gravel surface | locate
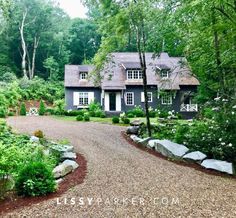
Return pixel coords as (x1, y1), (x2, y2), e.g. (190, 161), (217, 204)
(4, 116), (236, 218)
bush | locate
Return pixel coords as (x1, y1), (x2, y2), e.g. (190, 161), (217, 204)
(39, 100), (46, 116)
(202, 107), (214, 119)
(84, 114), (90, 121)
(100, 112), (106, 118)
(46, 108), (55, 115)
(112, 116), (119, 124)
(65, 110), (82, 116)
(8, 111), (15, 116)
(20, 103), (26, 116)
(94, 110), (103, 117)
(89, 111), (95, 117)
(15, 161), (56, 196)
(0, 107), (7, 118)
(34, 130), (44, 138)
(133, 106), (144, 117)
(127, 113), (134, 118)
(123, 118), (130, 124)
(89, 101), (101, 112)
(149, 110), (156, 118)
(76, 115), (83, 121)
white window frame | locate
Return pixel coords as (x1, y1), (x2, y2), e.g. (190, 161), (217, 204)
(126, 92), (134, 105)
(126, 70), (143, 80)
(141, 92), (153, 102)
(79, 92), (89, 105)
(80, 72), (88, 80)
(161, 92), (172, 105)
(161, 70), (169, 78)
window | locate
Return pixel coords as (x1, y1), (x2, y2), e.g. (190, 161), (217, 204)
(79, 92), (89, 105)
(126, 70), (143, 80)
(126, 92), (134, 105)
(141, 92), (153, 102)
(161, 92), (172, 105)
(161, 70), (169, 78)
(80, 72), (88, 80)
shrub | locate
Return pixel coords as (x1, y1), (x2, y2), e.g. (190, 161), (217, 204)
(20, 103), (26, 116)
(65, 110), (82, 116)
(34, 130), (44, 138)
(127, 113), (134, 118)
(112, 116), (119, 124)
(133, 106), (144, 117)
(203, 107), (214, 119)
(76, 115), (83, 121)
(15, 161), (56, 196)
(89, 111), (95, 117)
(53, 99), (65, 115)
(39, 100), (46, 116)
(123, 118), (130, 124)
(8, 111), (14, 116)
(84, 114), (90, 121)
(100, 112), (106, 118)
(149, 110), (156, 118)
(0, 107), (7, 118)
(89, 101), (101, 112)
(46, 108), (55, 115)
(94, 110), (103, 117)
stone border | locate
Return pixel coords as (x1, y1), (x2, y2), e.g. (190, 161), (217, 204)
(125, 125), (235, 176)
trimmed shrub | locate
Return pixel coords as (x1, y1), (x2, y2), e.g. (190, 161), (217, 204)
(46, 108), (55, 115)
(94, 110), (103, 117)
(127, 113), (134, 118)
(38, 100), (46, 116)
(100, 113), (106, 118)
(8, 111), (15, 116)
(149, 111), (156, 118)
(84, 114), (90, 121)
(15, 161), (56, 196)
(89, 111), (95, 117)
(34, 130), (44, 138)
(123, 118), (130, 124)
(0, 107), (7, 118)
(20, 103), (26, 116)
(112, 116), (119, 124)
(76, 115), (83, 121)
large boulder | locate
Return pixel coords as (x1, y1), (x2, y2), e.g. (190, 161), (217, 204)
(126, 126), (139, 135)
(51, 144), (74, 153)
(53, 160), (79, 179)
(130, 134), (142, 143)
(183, 151), (207, 163)
(148, 139), (162, 149)
(30, 136), (39, 143)
(61, 152), (77, 160)
(130, 119), (143, 126)
(138, 137), (152, 146)
(201, 159), (233, 175)
(155, 139), (189, 158)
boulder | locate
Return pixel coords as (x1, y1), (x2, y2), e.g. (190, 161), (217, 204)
(183, 151), (207, 163)
(30, 136), (39, 143)
(148, 139), (162, 149)
(130, 134), (142, 143)
(61, 152), (77, 160)
(63, 160), (79, 170)
(155, 139), (189, 158)
(126, 126), (139, 135)
(138, 137), (152, 146)
(51, 144), (74, 153)
(130, 119), (143, 126)
(201, 159), (233, 175)
(56, 178), (63, 184)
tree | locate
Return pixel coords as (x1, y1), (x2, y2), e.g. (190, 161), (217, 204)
(38, 100), (45, 115)
(43, 56), (59, 81)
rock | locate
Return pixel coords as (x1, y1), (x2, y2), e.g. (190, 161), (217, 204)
(126, 126), (139, 135)
(56, 178), (63, 184)
(138, 137), (152, 146)
(130, 119), (143, 126)
(43, 149), (50, 156)
(53, 162), (73, 179)
(183, 151), (207, 163)
(148, 139), (162, 149)
(155, 139), (189, 158)
(201, 159), (233, 175)
(63, 160), (79, 170)
(51, 144), (74, 153)
(130, 134), (142, 143)
(30, 136), (39, 143)
(61, 152), (77, 160)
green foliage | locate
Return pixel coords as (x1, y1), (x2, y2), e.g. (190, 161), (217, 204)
(76, 115), (83, 121)
(15, 161), (56, 196)
(53, 99), (65, 115)
(127, 106), (144, 117)
(112, 116), (120, 124)
(0, 72), (17, 83)
(39, 100), (46, 116)
(84, 114), (90, 122)
(127, 113), (134, 118)
(0, 107), (7, 118)
(20, 103), (26, 116)
(123, 118), (130, 124)
(202, 107), (214, 119)
(100, 112), (106, 118)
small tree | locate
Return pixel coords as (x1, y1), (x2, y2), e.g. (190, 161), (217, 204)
(38, 100), (46, 116)
(20, 102), (26, 116)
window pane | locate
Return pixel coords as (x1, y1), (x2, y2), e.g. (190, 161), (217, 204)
(139, 71), (143, 79)
(126, 93), (133, 105)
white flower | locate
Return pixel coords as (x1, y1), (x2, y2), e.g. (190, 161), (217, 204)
(219, 138), (222, 141)
(221, 142), (226, 145)
(232, 112), (235, 115)
(228, 143), (233, 147)
(214, 97), (221, 101)
(233, 105), (236, 109)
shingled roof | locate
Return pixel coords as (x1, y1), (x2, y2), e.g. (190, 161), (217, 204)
(64, 52), (200, 90)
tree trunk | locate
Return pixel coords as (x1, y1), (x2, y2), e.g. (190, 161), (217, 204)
(20, 10), (28, 78)
(30, 36), (40, 79)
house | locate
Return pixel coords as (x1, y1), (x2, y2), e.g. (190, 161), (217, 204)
(64, 52), (200, 119)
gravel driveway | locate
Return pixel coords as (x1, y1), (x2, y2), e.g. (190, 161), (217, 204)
(4, 116), (236, 217)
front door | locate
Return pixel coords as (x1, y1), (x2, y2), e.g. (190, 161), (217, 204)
(109, 93), (116, 111)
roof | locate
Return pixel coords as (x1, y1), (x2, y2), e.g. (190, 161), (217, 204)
(64, 52), (200, 90)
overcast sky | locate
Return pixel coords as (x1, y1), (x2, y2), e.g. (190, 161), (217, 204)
(58, 0), (88, 18)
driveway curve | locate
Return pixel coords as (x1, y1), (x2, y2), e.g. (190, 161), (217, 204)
(5, 116), (236, 217)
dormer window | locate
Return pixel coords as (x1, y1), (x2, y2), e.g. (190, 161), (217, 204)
(80, 72), (88, 80)
(127, 70), (143, 80)
(161, 70), (169, 78)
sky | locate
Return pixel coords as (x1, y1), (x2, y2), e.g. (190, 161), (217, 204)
(58, 0), (88, 19)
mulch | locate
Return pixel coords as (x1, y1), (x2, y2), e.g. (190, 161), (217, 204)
(0, 153), (87, 215)
(121, 131), (235, 179)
